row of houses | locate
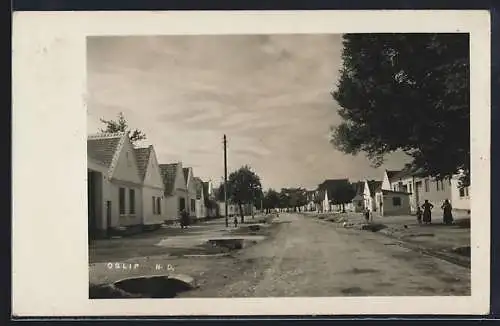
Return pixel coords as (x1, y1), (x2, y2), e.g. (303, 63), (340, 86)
(303, 163), (471, 217)
(87, 132), (219, 238)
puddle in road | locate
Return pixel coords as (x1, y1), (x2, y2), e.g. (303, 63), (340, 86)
(90, 275), (197, 299)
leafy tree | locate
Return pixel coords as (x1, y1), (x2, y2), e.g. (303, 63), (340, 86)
(330, 181), (357, 213)
(100, 112), (147, 145)
(278, 189), (291, 212)
(331, 33), (470, 187)
(263, 189), (280, 214)
(226, 165), (262, 223)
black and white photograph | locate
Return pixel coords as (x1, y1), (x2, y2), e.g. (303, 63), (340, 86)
(86, 32), (474, 298)
(12, 11), (490, 316)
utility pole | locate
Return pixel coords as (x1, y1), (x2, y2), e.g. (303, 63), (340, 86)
(223, 134), (228, 227)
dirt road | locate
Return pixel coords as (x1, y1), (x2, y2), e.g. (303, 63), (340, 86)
(180, 213), (470, 297)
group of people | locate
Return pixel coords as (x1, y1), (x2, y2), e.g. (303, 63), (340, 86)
(416, 199), (454, 225)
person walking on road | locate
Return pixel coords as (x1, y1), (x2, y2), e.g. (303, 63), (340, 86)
(421, 200), (434, 224)
(441, 199), (454, 225)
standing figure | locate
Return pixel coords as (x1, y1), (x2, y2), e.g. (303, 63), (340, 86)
(180, 209), (190, 229)
(364, 208), (371, 223)
(441, 199), (454, 225)
(421, 200), (434, 224)
(416, 206), (423, 224)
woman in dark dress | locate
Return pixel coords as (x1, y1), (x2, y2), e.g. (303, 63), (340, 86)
(441, 199), (454, 225)
(421, 200), (434, 224)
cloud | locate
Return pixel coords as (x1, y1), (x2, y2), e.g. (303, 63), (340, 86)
(87, 34), (410, 189)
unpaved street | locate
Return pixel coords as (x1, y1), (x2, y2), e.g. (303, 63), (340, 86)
(179, 213), (470, 297)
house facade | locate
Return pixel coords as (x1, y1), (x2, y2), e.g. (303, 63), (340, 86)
(134, 145), (164, 226)
(193, 177), (207, 219)
(387, 165), (470, 215)
(203, 181), (218, 218)
(159, 162), (188, 222)
(87, 133), (143, 238)
(183, 167), (198, 219)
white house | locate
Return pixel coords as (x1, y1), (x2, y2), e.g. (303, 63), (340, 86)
(159, 162), (188, 222)
(87, 132), (143, 238)
(134, 145), (164, 226)
(183, 167), (198, 219)
(203, 181), (218, 218)
(387, 165), (470, 216)
(193, 177), (207, 219)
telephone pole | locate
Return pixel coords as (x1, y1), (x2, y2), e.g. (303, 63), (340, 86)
(223, 134), (228, 227)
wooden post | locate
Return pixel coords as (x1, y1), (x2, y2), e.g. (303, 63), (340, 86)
(223, 135), (228, 228)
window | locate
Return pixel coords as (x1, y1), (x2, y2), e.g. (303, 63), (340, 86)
(129, 189), (135, 214)
(436, 180), (439, 191)
(392, 197), (401, 206)
(157, 197), (161, 215)
(152, 197), (156, 214)
(179, 197), (186, 211)
(119, 187), (126, 214)
(191, 199), (196, 212)
(465, 187), (469, 197)
(409, 183), (412, 193)
(459, 187), (465, 197)
(424, 179), (429, 192)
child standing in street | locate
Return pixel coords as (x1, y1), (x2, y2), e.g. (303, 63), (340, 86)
(416, 206), (423, 224)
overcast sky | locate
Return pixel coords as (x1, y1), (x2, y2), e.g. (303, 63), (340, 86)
(86, 34), (410, 190)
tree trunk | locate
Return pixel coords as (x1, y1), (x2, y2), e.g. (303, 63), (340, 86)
(342, 203), (346, 213)
(238, 202), (244, 223)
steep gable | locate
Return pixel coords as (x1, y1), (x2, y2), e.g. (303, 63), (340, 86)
(142, 146), (163, 188)
(110, 134), (142, 184)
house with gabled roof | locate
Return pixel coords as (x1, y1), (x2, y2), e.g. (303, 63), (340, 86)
(87, 132), (143, 238)
(183, 167), (198, 219)
(159, 162), (188, 222)
(386, 163), (470, 215)
(192, 177), (207, 219)
(203, 181), (218, 218)
(134, 145), (164, 226)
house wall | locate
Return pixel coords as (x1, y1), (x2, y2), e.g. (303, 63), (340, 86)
(415, 176), (452, 210)
(195, 199), (205, 218)
(377, 191), (411, 216)
(106, 180), (143, 227)
(142, 148), (166, 225)
(164, 195), (179, 221)
(142, 187), (164, 225)
(105, 137), (143, 228)
(450, 178), (471, 212)
(322, 192), (329, 212)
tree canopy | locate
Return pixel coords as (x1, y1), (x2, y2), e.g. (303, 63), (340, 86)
(227, 165), (263, 222)
(331, 33), (470, 186)
(100, 112), (147, 145)
(263, 189), (280, 213)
